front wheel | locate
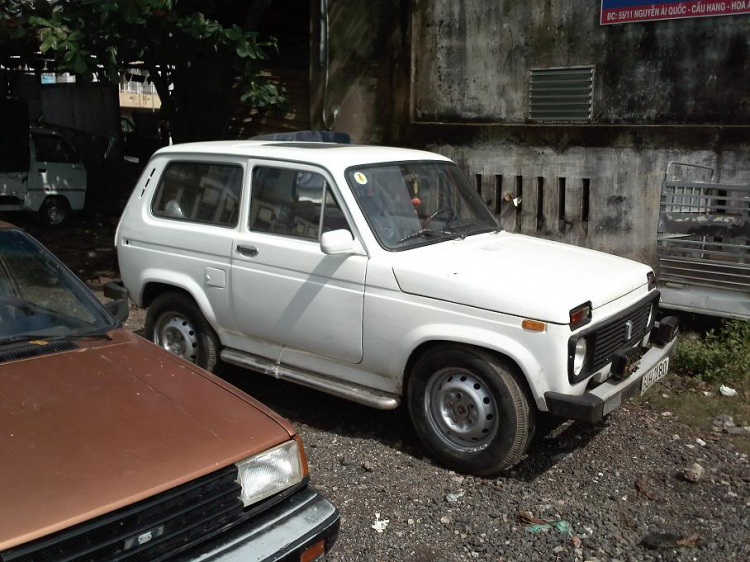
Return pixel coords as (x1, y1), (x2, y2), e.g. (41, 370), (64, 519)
(407, 345), (534, 477)
(145, 292), (220, 371)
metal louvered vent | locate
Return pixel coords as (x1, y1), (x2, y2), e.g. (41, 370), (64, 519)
(0, 340), (79, 364)
(529, 66), (594, 122)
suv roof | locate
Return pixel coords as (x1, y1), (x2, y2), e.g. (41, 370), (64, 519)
(153, 141), (451, 172)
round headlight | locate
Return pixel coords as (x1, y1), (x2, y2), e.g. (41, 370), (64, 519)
(573, 338), (587, 375)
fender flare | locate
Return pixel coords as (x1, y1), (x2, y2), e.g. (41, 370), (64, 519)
(138, 268), (219, 328)
(398, 324), (548, 409)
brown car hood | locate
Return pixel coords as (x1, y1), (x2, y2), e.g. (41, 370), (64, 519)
(0, 330), (294, 551)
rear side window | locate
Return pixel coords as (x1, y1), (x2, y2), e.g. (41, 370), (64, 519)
(32, 134), (78, 163)
(152, 162), (243, 227)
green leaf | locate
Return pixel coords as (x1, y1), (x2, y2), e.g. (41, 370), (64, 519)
(72, 52), (88, 74)
(67, 29), (83, 41)
(28, 16), (53, 27)
(225, 26), (241, 41)
(236, 38), (249, 58)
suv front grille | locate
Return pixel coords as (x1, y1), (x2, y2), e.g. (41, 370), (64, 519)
(2, 466), (243, 562)
(590, 300), (653, 372)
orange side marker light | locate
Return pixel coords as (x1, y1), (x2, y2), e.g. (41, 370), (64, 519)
(300, 539), (326, 562)
(522, 319), (546, 332)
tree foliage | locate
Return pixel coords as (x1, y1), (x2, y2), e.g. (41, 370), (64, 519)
(1, 0), (285, 141)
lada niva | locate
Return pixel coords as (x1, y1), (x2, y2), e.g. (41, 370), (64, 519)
(115, 141), (679, 476)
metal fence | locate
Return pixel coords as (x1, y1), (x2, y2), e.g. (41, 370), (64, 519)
(656, 162), (750, 319)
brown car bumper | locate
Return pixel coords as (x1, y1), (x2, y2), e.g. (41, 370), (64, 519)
(177, 484), (339, 562)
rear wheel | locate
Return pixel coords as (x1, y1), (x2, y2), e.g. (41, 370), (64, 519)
(407, 345), (534, 476)
(39, 197), (70, 226)
(145, 292), (220, 371)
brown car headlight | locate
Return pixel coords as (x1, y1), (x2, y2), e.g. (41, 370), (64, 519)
(235, 439), (306, 507)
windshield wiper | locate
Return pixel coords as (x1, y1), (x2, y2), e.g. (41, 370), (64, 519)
(0, 330), (111, 347)
(396, 228), (463, 245)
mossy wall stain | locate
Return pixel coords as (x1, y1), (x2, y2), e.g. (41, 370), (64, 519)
(411, 0), (750, 125)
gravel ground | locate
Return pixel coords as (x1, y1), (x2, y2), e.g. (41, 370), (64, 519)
(21, 218), (750, 562)
(222, 369), (750, 562)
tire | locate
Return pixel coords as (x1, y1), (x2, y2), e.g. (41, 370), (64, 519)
(39, 197), (70, 226)
(407, 345), (534, 477)
(145, 291), (220, 371)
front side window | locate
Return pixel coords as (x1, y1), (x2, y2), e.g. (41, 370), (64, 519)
(346, 161), (499, 250)
(152, 162), (242, 227)
(250, 166), (347, 241)
(33, 134), (78, 163)
(0, 230), (113, 342)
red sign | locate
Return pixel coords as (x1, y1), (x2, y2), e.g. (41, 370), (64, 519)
(601, 0), (750, 25)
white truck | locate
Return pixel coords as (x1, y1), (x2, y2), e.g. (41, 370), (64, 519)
(0, 126), (86, 225)
(114, 140), (679, 476)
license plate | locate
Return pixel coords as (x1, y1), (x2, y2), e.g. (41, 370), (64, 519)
(640, 357), (669, 395)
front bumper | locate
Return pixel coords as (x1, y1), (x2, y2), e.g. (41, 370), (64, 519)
(545, 336), (677, 424)
(180, 485), (339, 562)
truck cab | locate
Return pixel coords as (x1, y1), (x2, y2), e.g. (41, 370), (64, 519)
(0, 128), (87, 225)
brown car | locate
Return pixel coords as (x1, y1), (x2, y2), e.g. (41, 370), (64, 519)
(0, 222), (339, 561)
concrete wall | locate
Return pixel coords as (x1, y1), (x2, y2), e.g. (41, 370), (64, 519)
(310, 0), (750, 266)
(411, 0), (750, 125)
(438, 144), (750, 265)
(309, 0), (410, 143)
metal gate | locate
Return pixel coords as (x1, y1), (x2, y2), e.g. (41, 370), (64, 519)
(656, 162), (750, 320)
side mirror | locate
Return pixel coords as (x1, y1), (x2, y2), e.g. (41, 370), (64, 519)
(320, 229), (355, 255)
(105, 299), (129, 325)
(103, 280), (129, 324)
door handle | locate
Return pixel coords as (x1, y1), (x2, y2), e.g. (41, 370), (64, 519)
(236, 244), (259, 257)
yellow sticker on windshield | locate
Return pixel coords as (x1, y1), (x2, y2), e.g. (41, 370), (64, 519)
(354, 172), (368, 185)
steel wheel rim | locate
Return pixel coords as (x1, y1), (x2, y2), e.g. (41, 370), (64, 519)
(424, 368), (499, 453)
(154, 313), (199, 363)
(47, 206), (65, 225)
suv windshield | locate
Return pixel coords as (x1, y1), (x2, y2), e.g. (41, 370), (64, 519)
(346, 161), (499, 250)
(0, 230), (113, 344)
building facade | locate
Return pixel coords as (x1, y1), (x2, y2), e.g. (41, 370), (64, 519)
(291, 0), (750, 267)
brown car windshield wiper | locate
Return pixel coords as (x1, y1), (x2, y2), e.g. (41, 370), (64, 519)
(0, 330), (111, 347)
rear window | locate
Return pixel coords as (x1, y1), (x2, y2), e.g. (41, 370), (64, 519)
(151, 162), (243, 227)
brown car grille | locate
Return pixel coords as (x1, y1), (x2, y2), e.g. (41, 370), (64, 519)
(590, 300), (653, 372)
(1, 466), (243, 562)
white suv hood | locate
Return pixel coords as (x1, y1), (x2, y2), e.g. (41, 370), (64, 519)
(391, 232), (651, 324)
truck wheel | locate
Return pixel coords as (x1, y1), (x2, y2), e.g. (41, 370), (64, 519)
(407, 345), (534, 477)
(145, 292), (220, 371)
(39, 197), (70, 226)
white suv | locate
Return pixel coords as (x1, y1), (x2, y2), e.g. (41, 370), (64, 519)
(115, 140), (679, 476)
